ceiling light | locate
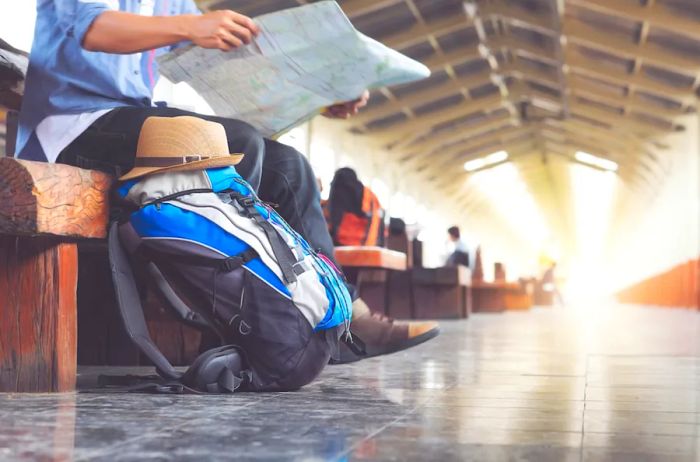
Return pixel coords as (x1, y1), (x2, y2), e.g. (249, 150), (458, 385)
(464, 150), (509, 172)
(574, 151), (618, 172)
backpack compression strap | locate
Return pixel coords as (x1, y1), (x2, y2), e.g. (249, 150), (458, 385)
(139, 245), (258, 273)
(231, 193), (300, 284)
(108, 221), (182, 381)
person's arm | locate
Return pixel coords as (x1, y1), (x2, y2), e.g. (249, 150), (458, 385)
(82, 10), (259, 54)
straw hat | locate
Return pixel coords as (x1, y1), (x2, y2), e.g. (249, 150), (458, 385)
(119, 116), (244, 181)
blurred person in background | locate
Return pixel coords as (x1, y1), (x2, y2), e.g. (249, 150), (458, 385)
(445, 225), (470, 268)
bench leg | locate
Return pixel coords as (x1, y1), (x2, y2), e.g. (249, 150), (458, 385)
(472, 287), (507, 313)
(0, 236), (77, 392)
(412, 284), (464, 319)
(344, 268), (390, 315)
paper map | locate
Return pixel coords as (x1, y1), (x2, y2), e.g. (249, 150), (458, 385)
(157, 1), (431, 136)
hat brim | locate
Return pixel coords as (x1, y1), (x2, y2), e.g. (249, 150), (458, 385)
(119, 153), (245, 181)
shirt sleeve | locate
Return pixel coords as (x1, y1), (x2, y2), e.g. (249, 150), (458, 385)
(54, 0), (117, 46)
(168, 0), (202, 50)
(178, 0), (201, 15)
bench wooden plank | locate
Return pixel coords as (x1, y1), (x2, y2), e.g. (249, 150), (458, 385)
(0, 158), (113, 238)
(0, 159), (111, 392)
(334, 246), (408, 315)
(335, 246), (407, 271)
(0, 236), (77, 392)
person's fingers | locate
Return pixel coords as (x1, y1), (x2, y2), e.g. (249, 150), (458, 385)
(325, 107), (349, 119)
(224, 21), (253, 45)
(356, 94), (369, 109)
(218, 29), (243, 50)
(228, 11), (260, 36)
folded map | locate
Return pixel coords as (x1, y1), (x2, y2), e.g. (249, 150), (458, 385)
(157, 1), (431, 136)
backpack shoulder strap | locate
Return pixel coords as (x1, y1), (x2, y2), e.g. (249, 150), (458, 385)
(107, 221), (182, 381)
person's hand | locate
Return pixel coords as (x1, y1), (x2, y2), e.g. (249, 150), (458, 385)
(186, 10), (260, 51)
(323, 90), (370, 119)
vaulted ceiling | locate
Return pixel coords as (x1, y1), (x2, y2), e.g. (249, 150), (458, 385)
(199, 0), (700, 250)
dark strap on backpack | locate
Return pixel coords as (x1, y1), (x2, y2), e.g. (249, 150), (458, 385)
(108, 221), (183, 381)
(231, 193), (299, 284)
(140, 245), (259, 273)
(108, 222), (252, 393)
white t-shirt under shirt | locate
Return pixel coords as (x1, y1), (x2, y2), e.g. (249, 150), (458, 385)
(35, 109), (113, 163)
(36, 0), (155, 163)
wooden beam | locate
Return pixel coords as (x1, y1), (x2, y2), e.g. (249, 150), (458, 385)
(480, 0), (557, 35)
(489, 6), (700, 72)
(569, 102), (677, 135)
(569, 76), (689, 119)
(385, 15), (473, 50)
(521, 86), (680, 135)
(400, 112), (515, 159)
(545, 117), (666, 151)
(433, 139), (539, 185)
(565, 50), (695, 103)
(563, 16), (700, 73)
(339, 0), (403, 18)
(570, 0), (700, 42)
(367, 92), (507, 146)
(541, 121), (655, 156)
(539, 132), (655, 176)
(419, 131), (535, 181)
(408, 125), (530, 171)
(352, 69), (493, 126)
(539, 131), (622, 161)
(501, 61), (561, 88)
(423, 46), (483, 72)
(542, 141), (647, 185)
(493, 28), (697, 103)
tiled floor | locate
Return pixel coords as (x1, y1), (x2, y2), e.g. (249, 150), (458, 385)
(2, 304), (700, 461)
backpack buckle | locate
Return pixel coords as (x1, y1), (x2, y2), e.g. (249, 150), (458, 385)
(219, 256), (243, 272)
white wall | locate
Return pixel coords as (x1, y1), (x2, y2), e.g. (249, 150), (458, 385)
(607, 113), (700, 290)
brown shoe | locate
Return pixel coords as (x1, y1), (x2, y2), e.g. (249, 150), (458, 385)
(331, 299), (440, 364)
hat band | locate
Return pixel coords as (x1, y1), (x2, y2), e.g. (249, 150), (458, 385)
(133, 155), (211, 168)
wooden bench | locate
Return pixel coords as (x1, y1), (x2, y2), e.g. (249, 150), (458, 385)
(0, 158), (112, 392)
(472, 281), (532, 312)
(334, 246), (407, 315)
(469, 253), (532, 313)
(411, 265), (472, 319)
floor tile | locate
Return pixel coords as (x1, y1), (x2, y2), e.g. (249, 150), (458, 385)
(2, 305), (700, 460)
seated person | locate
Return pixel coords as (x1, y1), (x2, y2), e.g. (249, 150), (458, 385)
(327, 167), (385, 247)
(445, 226), (470, 268)
(16, 0), (438, 363)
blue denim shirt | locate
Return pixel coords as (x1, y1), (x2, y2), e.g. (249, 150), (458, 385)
(17, 0), (199, 159)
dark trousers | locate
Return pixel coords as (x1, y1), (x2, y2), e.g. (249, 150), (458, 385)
(56, 106), (336, 261)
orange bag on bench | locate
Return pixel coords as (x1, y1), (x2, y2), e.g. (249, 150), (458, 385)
(327, 168), (385, 247)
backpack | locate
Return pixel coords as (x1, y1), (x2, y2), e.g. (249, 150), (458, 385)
(109, 166), (354, 393)
(333, 186), (385, 247)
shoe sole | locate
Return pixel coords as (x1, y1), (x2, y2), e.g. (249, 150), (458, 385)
(329, 325), (441, 365)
